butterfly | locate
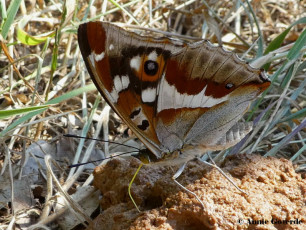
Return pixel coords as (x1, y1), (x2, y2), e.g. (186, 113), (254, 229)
(77, 22), (270, 164)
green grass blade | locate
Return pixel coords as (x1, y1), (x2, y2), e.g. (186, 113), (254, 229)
(263, 17), (306, 70)
(17, 25), (55, 46)
(45, 84), (96, 105)
(1, 0), (22, 39)
(264, 17), (306, 55)
(0, 105), (50, 120)
(278, 108), (306, 123)
(0, 0), (7, 20)
(287, 29), (306, 61)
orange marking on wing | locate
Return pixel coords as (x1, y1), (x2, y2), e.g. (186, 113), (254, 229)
(143, 55), (166, 82)
(116, 91), (160, 145)
(157, 108), (209, 126)
(133, 54), (166, 83)
(258, 81), (271, 92)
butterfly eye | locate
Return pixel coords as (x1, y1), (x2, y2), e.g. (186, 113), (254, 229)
(226, 83), (234, 89)
(144, 60), (158, 76)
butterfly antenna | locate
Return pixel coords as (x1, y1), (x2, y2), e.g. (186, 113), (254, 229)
(68, 150), (139, 168)
(63, 134), (141, 151)
(65, 134), (152, 211)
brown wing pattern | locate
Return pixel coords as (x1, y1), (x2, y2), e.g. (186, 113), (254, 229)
(78, 22), (185, 157)
(78, 22), (270, 159)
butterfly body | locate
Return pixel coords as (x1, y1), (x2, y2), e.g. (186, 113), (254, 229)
(78, 22), (270, 163)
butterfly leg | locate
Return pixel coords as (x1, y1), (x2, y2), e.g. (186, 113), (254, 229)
(198, 154), (248, 195)
(172, 161), (206, 209)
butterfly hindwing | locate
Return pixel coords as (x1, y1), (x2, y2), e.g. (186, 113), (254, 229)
(155, 41), (270, 153)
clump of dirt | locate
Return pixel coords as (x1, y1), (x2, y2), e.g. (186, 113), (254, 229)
(90, 154), (305, 230)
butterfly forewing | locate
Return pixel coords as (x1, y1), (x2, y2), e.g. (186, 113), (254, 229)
(78, 22), (186, 157)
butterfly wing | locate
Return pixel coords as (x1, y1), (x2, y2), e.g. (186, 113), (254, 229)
(78, 22), (185, 157)
(78, 22), (270, 160)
